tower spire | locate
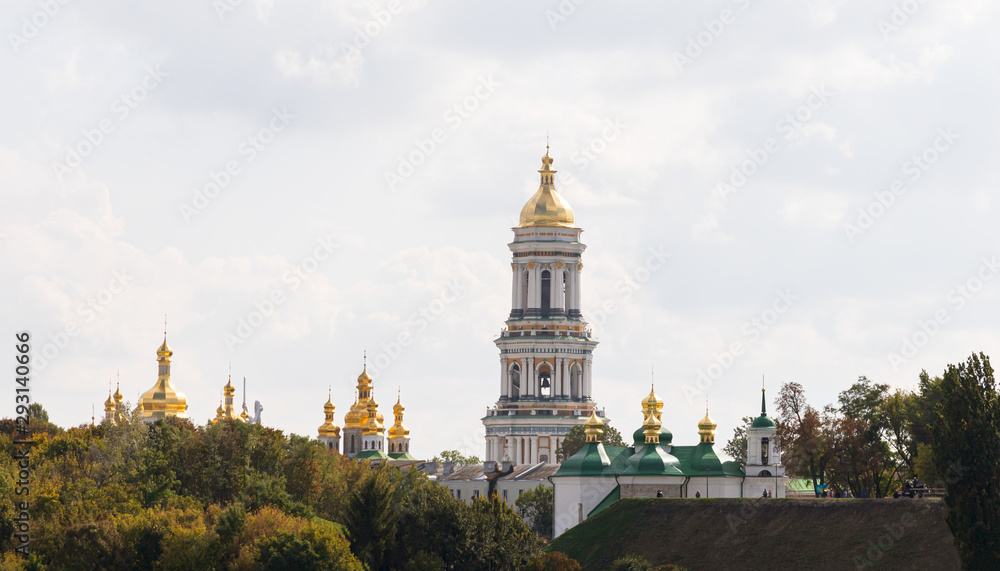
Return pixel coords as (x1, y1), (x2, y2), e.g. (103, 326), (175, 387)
(761, 375), (767, 416)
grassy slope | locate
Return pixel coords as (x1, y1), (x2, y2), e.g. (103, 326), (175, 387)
(548, 498), (960, 570)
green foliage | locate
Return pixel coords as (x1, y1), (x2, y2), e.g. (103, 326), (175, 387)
(343, 468), (398, 570)
(611, 554), (654, 571)
(28, 402), (50, 424)
(722, 416), (754, 467)
(930, 352), (1000, 568)
(467, 494), (543, 570)
(557, 423), (625, 462)
(516, 484), (554, 537)
(529, 551), (582, 570)
(430, 449), (481, 465)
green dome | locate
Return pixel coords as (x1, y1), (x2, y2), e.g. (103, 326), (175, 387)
(558, 442), (611, 476)
(632, 426), (645, 447)
(659, 424), (673, 445)
(751, 414), (776, 429)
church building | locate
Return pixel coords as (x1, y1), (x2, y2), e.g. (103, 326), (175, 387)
(551, 386), (787, 537)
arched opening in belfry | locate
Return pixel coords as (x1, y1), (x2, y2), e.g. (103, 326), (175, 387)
(569, 362), (582, 400)
(761, 437), (769, 465)
(538, 364), (552, 398)
(510, 363), (521, 400)
(540, 270), (551, 314)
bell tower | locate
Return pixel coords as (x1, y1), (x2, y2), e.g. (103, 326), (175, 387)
(482, 149), (603, 465)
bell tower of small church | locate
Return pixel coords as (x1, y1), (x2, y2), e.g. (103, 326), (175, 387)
(482, 148), (603, 465)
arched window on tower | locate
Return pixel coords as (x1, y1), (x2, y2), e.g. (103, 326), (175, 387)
(761, 437), (770, 465)
(510, 363), (521, 400)
(540, 270), (551, 314)
(522, 272), (529, 311)
(539, 365), (552, 398)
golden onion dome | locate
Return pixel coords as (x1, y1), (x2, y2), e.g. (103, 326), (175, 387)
(157, 338), (173, 359)
(343, 398), (364, 428)
(393, 396), (404, 414)
(216, 401), (225, 415)
(584, 409), (605, 443)
(104, 393), (115, 407)
(113, 384), (123, 402)
(224, 376), (235, 395)
(642, 384), (663, 417)
(698, 408), (717, 444)
(517, 150), (576, 228)
(357, 365), (372, 385)
(324, 396), (335, 414)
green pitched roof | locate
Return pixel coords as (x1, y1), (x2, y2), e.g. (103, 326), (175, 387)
(388, 451), (417, 460)
(355, 449), (388, 460)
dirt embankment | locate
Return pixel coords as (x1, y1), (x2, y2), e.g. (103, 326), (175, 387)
(548, 498), (959, 570)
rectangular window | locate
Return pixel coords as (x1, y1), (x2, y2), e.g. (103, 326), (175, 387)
(503, 490), (508, 501)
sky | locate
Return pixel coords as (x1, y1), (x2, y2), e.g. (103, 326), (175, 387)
(2, 0), (999, 461)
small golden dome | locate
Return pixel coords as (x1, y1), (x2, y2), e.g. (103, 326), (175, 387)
(113, 384), (123, 402)
(698, 408), (717, 444)
(105, 393), (115, 407)
(216, 402), (224, 415)
(393, 396), (404, 414)
(584, 410), (605, 443)
(517, 151), (576, 228)
(357, 366), (372, 385)
(224, 376), (235, 395)
(157, 338), (173, 359)
(239, 408), (249, 422)
(324, 396), (335, 413)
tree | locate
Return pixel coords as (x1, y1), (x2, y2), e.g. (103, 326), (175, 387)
(431, 450), (482, 465)
(343, 468), (398, 570)
(776, 382), (830, 496)
(723, 416), (754, 467)
(28, 402), (50, 424)
(530, 551), (582, 571)
(557, 424), (625, 462)
(515, 484), (553, 537)
(930, 352), (1000, 568)
(466, 494), (542, 570)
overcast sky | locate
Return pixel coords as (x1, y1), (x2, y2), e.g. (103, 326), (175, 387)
(3, 0), (999, 460)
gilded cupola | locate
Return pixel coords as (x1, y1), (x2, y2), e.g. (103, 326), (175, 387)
(517, 148), (576, 228)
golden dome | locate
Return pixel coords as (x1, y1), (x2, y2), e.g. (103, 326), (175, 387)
(224, 376), (235, 395)
(240, 408), (249, 422)
(357, 365), (372, 385)
(343, 398), (365, 429)
(584, 409), (605, 443)
(324, 395), (335, 413)
(388, 393), (409, 439)
(517, 150), (576, 228)
(139, 334), (188, 421)
(104, 393), (115, 407)
(698, 408), (717, 444)
(157, 338), (173, 359)
(642, 384), (663, 419)
(113, 383), (123, 403)
(643, 412), (662, 444)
